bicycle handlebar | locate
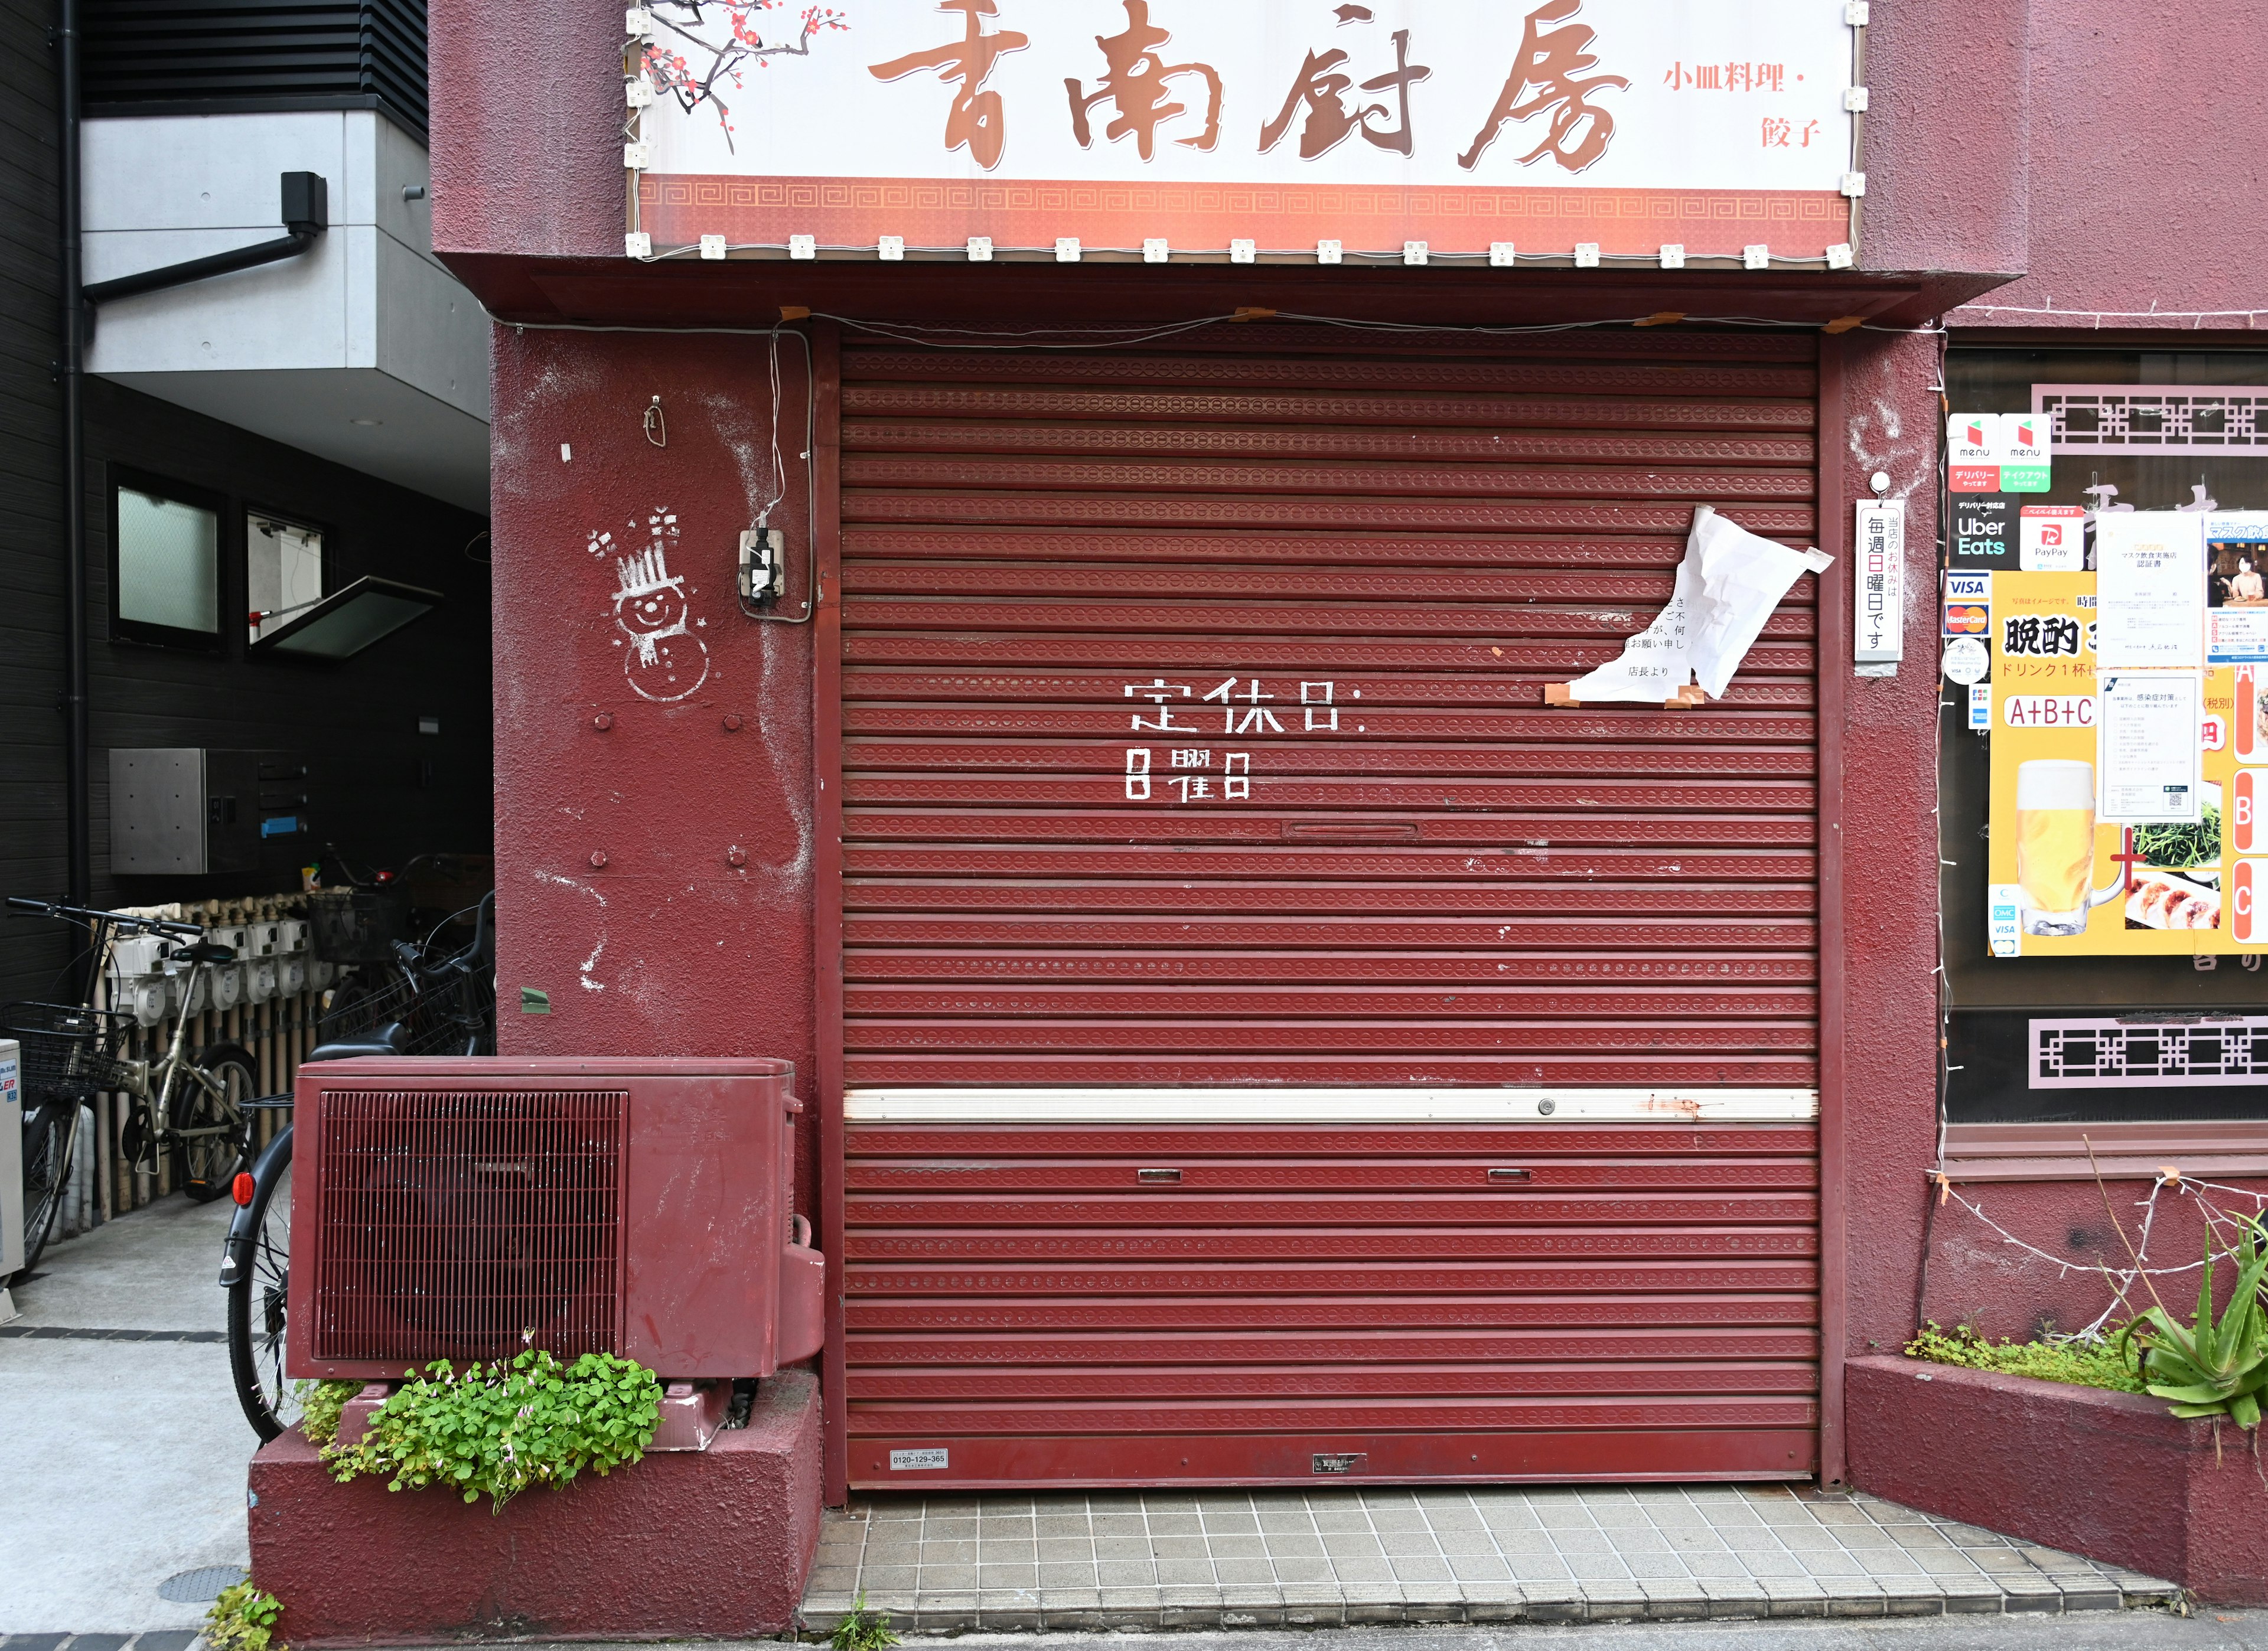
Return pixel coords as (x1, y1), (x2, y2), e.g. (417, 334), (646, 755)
(6, 896), (204, 938)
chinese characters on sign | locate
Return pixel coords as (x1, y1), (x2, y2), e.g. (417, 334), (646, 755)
(1853, 499), (1905, 671)
(636, 1), (1857, 262)
(868, 0), (1031, 171)
(1120, 676), (1351, 805)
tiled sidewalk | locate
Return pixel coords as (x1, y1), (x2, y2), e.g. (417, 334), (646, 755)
(799, 1486), (2178, 1632)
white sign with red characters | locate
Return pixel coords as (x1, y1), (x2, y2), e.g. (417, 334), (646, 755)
(628, 0), (1857, 262)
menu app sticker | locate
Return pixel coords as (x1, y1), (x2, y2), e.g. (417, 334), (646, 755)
(2000, 414), (2051, 492)
(1947, 412), (2003, 494)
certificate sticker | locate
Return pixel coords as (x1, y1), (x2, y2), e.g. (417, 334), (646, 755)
(889, 1448), (949, 1471)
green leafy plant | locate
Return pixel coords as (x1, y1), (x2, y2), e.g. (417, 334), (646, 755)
(204, 1581), (286, 1651)
(322, 1347), (663, 1509)
(2119, 1217), (2268, 1429)
(294, 1378), (364, 1446)
(2133, 807), (2222, 870)
(1904, 1323), (2145, 1394)
(830, 1591), (900, 1651)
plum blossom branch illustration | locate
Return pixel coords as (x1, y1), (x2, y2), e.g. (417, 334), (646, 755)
(641, 2), (850, 148)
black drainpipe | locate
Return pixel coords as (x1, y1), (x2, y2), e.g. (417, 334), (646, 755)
(57, 0), (87, 905)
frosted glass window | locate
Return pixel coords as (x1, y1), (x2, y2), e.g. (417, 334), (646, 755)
(247, 514), (324, 642)
(116, 487), (219, 634)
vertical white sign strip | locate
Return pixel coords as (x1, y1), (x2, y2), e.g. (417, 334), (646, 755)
(1854, 500), (1906, 668)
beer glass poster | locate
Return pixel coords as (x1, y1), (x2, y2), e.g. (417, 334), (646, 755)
(1984, 561), (2263, 956)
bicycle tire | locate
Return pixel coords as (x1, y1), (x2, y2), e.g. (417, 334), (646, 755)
(226, 1128), (296, 1441)
(175, 1049), (256, 1203)
(18, 1101), (75, 1275)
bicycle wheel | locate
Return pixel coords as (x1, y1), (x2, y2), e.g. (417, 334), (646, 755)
(174, 1049), (255, 1202)
(227, 1129), (296, 1441)
(18, 1101), (75, 1274)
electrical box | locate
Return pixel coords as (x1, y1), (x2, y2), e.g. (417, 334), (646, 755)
(109, 749), (311, 875)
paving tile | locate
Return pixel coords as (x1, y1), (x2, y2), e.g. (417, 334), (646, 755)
(1153, 1559), (1217, 1585)
(1446, 1555), (1516, 1583)
(1213, 1558), (1276, 1584)
(1547, 1528), (1618, 1555)
(858, 1564), (918, 1591)
(1269, 1557), (1338, 1585)
(976, 1564), (1038, 1589)
(1322, 1534), (1387, 1559)
(1038, 1562), (1100, 1588)
(978, 1541), (1038, 1564)
(1207, 1535), (1269, 1560)
(1331, 1560), (1400, 1585)
(1145, 1512), (1203, 1536)
(921, 1516), (978, 1541)
(1146, 1535), (1211, 1560)
(1377, 1528), (1443, 1557)
(1203, 1512), (1263, 1534)
(1434, 1528), (1503, 1556)
(1389, 1558), (1455, 1584)
(1309, 1506), (1374, 1533)
(1094, 1536), (1156, 1561)
(917, 1564), (978, 1590)
(1096, 1560), (1159, 1585)
(1089, 1512), (1147, 1536)
(1263, 1534), (1327, 1559)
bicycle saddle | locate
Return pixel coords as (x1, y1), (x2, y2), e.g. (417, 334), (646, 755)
(177, 941), (235, 964)
(305, 1022), (411, 1062)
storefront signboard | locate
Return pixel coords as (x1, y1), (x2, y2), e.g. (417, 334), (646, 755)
(626, 0), (1857, 259)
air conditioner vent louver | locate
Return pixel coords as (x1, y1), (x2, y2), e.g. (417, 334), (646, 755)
(312, 1088), (626, 1365)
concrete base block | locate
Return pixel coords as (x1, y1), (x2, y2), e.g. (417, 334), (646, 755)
(1849, 1355), (2243, 1603)
(250, 1369), (821, 1643)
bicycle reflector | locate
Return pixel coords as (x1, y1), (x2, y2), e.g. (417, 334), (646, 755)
(232, 1171), (257, 1206)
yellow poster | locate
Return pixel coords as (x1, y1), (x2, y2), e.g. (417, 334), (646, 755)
(1986, 571), (2246, 955)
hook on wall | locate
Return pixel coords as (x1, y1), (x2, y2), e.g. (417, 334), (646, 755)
(643, 396), (667, 448)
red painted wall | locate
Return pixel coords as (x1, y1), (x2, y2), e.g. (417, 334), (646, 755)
(1829, 331), (1949, 1368)
(1949, 3), (2268, 328)
(1919, 1176), (2268, 1345)
(487, 323), (821, 1219)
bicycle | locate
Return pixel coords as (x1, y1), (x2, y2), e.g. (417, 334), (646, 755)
(6, 898), (263, 1270)
(220, 893), (494, 1440)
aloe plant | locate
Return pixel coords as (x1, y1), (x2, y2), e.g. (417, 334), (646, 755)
(2119, 1216), (2268, 1428)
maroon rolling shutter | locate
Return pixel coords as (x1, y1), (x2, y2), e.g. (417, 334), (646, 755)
(836, 327), (1821, 1487)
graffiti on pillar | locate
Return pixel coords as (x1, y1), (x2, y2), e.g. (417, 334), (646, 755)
(607, 507), (711, 702)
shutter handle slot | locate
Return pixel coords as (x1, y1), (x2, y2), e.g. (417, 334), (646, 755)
(1487, 1167), (1533, 1182)
(1138, 1167), (1182, 1184)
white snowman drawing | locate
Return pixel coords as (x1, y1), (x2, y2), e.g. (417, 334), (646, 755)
(612, 541), (710, 701)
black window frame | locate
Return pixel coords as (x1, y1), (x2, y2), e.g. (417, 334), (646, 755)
(107, 465), (229, 652)
(242, 503), (334, 654)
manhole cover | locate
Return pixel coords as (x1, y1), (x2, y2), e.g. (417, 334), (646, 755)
(158, 1566), (247, 1603)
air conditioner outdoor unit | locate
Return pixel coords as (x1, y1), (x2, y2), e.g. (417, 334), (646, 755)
(286, 1057), (822, 1380)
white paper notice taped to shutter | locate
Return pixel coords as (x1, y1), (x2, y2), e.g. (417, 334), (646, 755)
(1563, 506), (1831, 703)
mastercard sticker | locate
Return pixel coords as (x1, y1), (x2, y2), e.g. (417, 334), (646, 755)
(1943, 603), (1989, 635)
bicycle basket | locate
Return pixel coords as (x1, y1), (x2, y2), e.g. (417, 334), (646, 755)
(307, 886), (413, 963)
(318, 970), (482, 1056)
(1, 1000), (135, 1104)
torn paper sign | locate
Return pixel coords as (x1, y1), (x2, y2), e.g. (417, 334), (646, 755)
(1563, 506), (1833, 702)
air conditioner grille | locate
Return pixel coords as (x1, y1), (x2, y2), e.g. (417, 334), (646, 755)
(312, 1088), (626, 1365)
